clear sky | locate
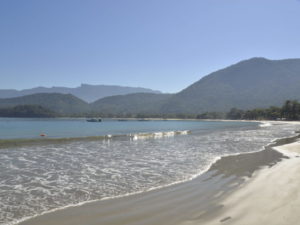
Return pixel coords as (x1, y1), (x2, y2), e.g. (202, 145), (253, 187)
(1, 0), (300, 93)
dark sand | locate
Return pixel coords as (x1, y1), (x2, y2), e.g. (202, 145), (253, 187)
(19, 138), (289, 225)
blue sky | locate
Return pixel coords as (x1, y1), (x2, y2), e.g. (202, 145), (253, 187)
(1, 0), (300, 93)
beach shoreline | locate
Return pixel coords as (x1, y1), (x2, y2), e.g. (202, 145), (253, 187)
(198, 139), (300, 225)
(0, 119), (282, 150)
(18, 122), (300, 225)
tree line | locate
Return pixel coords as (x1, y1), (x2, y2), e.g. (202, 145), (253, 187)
(0, 105), (57, 118)
(1, 100), (300, 120)
(83, 100), (300, 120)
(225, 100), (300, 120)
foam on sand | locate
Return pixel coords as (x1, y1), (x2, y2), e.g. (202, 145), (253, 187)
(9, 122), (300, 225)
(17, 135), (292, 225)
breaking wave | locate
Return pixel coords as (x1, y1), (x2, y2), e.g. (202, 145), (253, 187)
(0, 122), (299, 225)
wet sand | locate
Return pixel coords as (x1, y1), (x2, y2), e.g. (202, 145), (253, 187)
(19, 136), (291, 225)
(198, 140), (300, 225)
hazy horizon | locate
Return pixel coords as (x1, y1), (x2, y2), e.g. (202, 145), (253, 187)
(1, 56), (300, 94)
(0, 83), (164, 93)
(1, 0), (300, 92)
(2, 2), (300, 224)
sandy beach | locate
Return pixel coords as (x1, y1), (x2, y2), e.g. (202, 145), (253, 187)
(18, 126), (299, 225)
(198, 140), (300, 225)
(2, 0), (300, 224)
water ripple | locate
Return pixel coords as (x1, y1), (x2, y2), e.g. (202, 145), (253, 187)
(0, 123), (299, 224)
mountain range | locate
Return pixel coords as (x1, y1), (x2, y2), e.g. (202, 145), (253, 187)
(0, 84), (161, 103)
(0, 93), (89, 115)
(162, 57), (300, 113)
(1, 57), (300, 116)
(91, 57), (300, 115)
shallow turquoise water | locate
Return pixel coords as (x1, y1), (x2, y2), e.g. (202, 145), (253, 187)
(0, 118), (255, 139)
(2, 119), (299, 225)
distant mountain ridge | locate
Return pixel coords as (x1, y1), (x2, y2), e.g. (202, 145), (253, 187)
(0, 93), (89, 115)
(1, 57), (300, 116)
(91, 93), (172, 115)
(0, 84), (161, 103)
(164, 57), (300, 113)
(91, 57), (300, 115)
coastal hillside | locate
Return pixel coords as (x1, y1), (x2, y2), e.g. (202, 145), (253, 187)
(0, 105), (57, 118)
(89, 57), (300, 115)
(91, 93), (172, 115)
(1, 58), (300, 116)
(162, 57), (300, 113)
(0, 84), (161, 103)
(0, 93), (90, 115)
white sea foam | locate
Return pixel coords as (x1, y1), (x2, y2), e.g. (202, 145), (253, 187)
(130, 130), (190, 140)
(259, 122), (273, 127)
(1, 122), (300, 225)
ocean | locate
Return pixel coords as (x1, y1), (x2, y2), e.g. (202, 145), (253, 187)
(0, 118), (299, 225)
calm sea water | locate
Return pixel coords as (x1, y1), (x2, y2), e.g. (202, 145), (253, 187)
(0, 118), (299, 225)
(0, 118), (248, 139)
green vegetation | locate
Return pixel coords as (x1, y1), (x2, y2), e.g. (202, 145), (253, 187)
(162, 58), (300, 114)
(1, 100), (300, 121)
(196, 112), (226, 119)
(90, 93), (172, 115)
(0, 84), (161, 103)
(1, 58), (300, 117)
(84, 58), (300, 115)
(226, 100), (300, 120)
(0, 105), (57, 118)
(0, 93), (90, 115)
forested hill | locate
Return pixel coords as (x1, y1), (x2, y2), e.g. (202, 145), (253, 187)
(0, 93), (90, 115)
(0, 84), (161, 103)
(1, 57), (300, 116)
(90, 93), (172, 116)
(91, 57), (300, 115)
(0, 105), (57, 118)
(161, 57), (300, 114)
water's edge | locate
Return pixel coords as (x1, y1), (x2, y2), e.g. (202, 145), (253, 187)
(15, 128), (300, 225)
(0, 130), (191, 149)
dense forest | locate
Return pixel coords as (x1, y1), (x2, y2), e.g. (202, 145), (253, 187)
(89, 58), (300, 114)
(0, 105), (57, 118)
(227, 100), (300, 120)
(2, 58), (300, 116)
(0, 100), (300, 121)
(197, 100), (300, 121)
